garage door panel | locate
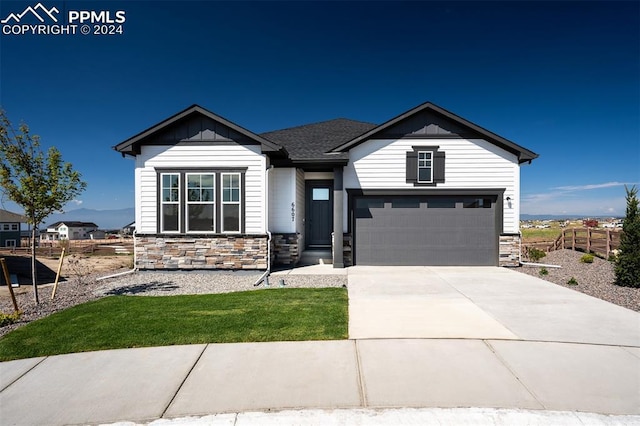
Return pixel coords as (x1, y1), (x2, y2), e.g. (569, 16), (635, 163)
(354, 196), (497, 266)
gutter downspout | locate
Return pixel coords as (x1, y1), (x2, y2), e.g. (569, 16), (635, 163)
(96, 230), (139, 281)
(254, 165), (274, 286)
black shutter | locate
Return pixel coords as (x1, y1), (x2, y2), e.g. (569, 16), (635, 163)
(434, 151), (445, 183)
(406, 151), (418, 184)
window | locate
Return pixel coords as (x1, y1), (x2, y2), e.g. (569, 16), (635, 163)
(406, 146), (445, 186)
(10, 224), (18, 231)
(222, 173), (241, 232)
(161, 173), (180, 232)
(463, 198), (493, 208)
(417, 151), (433, 183)
(158, 169), (245, 234)
(187, 173), (215, 232)
(312, 188), (330, 201)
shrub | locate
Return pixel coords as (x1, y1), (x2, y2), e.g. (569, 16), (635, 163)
(615, 185), (640, 288)
(580, 254), (594, 264)
(539, 267), (548, 276)
(0, 310), (22, 327)
(567, 277), (578, 286)
(528, 247), (546, 262)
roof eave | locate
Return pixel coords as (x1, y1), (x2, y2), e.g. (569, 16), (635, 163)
(329, 101), (538, 163)
(114, 105), (287, 156)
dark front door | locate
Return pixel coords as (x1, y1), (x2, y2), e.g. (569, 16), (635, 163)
(305, 181), (333, 247)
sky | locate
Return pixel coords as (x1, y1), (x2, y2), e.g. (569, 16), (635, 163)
(0, 0), (638, 225)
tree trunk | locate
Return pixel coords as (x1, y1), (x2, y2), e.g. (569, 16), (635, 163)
(31, 226), (39, 304)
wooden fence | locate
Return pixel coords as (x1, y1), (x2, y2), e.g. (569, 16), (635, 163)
(525, 228), (621, 259)
(2, 238), (133, 257)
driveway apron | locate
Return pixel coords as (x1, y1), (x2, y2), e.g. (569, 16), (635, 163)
(347, 266), (518, 339)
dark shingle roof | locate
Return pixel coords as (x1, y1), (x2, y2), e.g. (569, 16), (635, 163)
(0, 209), (26, 222)
(48, 221), (99, 229)
(261, 118), (376, 161)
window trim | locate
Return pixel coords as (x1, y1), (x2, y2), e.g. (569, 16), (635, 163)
(417, 151), (433, 183)
(185, 172), (216, 234)
(160, 172), (181, 233)
(221, 172), (242, 234)
(156, 168), (246, 235)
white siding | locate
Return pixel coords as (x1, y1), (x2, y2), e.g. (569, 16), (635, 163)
(135, 144), (266, 234)
(269, 168), (296, 233)
(344, 138), (520, 233)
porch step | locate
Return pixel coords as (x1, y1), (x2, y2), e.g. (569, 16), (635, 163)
(299, 250), (332, 266)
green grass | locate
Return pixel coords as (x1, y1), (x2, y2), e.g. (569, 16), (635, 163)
(521, 227), (562, 241)
(0, 288), (347, 361)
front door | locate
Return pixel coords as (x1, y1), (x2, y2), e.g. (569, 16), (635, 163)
(305, 181), (333, 247)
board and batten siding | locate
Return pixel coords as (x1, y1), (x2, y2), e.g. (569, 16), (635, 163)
(135, 144), (266, 234)
(269, 168), (296, 233)
(343, 138), (521, 233)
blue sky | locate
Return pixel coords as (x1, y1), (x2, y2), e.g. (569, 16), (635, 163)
(1, 0), (638, 223)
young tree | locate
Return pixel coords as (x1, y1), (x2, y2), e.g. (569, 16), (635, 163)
(0, 110), (87, 303)
(615, 185), (640, 288)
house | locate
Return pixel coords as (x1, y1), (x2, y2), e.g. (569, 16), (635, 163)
(0, 209), (26, 248)
(40, 221), (100, 241)
(121, 221), (136, 235)
(114, 102), (537, 270)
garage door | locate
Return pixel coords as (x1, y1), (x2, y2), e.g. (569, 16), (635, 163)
(354, 195), (498, 266)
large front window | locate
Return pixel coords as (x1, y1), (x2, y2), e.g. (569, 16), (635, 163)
(158, 170), (244, 234)
(187, 173), (215, 232)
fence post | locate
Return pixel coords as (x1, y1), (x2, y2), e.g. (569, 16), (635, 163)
(572, 229), (576, 251)
(586, 228), (591, 253)
(561, 230), (565, 249)
(606, 229), (611, 259)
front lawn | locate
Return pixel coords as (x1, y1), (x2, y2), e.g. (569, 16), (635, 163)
(0, 288), (347, 361)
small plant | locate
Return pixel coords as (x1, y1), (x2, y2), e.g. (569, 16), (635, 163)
(580, 254), (594, 264)
(65, 254), (94, 285)
(539, 267), (548, 276)
(528, 247), (546, 262)
(0, 310), (22, 327)
(567, 277), (578, 286)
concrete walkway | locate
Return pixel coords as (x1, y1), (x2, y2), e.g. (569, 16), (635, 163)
(1, 266), (639, 425)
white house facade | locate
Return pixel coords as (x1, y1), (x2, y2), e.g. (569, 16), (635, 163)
(115, 102), (537, 270)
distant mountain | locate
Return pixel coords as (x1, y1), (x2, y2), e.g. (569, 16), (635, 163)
(521, 214), (622, 221)
(43, 208), (134, 230)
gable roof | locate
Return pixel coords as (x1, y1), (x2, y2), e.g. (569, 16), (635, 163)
(114, 105), (286, 157)
(261, 118), (376, 163)
(0, 209), (27, 223)
(330, 102), (539, 164)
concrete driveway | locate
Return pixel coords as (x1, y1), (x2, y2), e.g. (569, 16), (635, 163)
(1, 266), (639, 424)
(347, 266), (640, 346)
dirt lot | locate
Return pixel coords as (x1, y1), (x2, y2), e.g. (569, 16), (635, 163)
(0, 253), (133, 297)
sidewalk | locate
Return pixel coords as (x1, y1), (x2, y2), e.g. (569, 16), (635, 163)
(1, 266), (639, 425)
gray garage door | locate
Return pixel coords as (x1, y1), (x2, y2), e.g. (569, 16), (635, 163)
(354, 196), (498, 266)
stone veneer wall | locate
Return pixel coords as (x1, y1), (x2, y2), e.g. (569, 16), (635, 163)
(272, 233), (300, 266)
(499, 234), (521, 267)
(135, 235), (268, 270)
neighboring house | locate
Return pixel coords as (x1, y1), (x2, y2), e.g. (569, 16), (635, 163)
(121, 221), (136, 235)
(0, 209), (27, 248)
(114, 102), (537, 270)
(89, 230), (107, 240)
(40, 221), (100, 241)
